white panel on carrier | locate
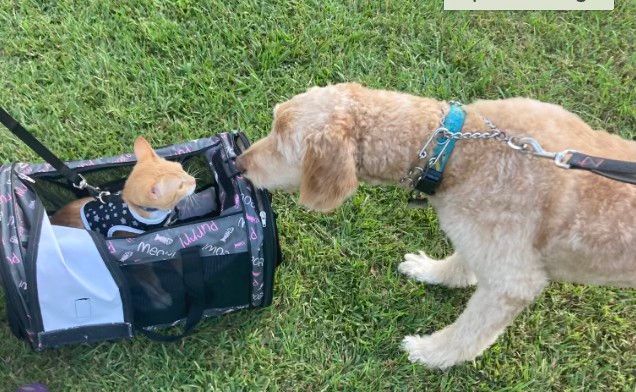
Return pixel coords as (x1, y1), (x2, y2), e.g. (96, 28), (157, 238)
(37, 221), (125, 332)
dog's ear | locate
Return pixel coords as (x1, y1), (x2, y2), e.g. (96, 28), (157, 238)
(299, 113), (358, 212)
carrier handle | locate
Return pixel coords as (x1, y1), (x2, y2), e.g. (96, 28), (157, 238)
(0, 108), (98, 194)
(137, 247), (206, 342)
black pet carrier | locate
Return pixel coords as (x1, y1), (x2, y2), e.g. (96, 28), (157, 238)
(0, 109), (281, 350)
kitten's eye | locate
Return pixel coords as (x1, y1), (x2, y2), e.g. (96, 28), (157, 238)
(179, 181), (185, 189)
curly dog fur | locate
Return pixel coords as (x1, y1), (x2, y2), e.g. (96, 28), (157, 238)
(236, 83), (636, 368)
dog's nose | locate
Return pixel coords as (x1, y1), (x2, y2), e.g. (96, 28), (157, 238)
(235, 155), (246, 173)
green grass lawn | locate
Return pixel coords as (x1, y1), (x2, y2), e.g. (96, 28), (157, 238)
(1, 1), (635, 391)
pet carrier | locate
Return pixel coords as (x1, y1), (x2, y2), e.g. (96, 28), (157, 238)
(0, 109), (282, 350)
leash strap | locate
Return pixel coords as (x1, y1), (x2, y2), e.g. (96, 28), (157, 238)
(0, 107), (86, 189)
(507, 136), (636, 186)
(568, 152), (636, 185)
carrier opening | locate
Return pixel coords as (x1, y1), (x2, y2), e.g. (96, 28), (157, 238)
(27, 152), (231, 238)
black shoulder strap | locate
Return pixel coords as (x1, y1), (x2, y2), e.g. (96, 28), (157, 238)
(0, 107), (86, 188)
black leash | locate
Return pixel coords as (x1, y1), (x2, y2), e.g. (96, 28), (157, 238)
(0, 108), (101, 196)
(507, 136), (636, 186)
(568, 152), (636, 185)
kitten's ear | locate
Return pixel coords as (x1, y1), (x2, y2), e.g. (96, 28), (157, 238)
(149, 177), (180, 200)
(134, 136), (158, 162)
(149, 181), (162, 200)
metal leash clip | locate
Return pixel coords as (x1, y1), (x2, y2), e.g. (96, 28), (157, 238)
(507, 137), (577, 169)
(73, 174), (110, 203)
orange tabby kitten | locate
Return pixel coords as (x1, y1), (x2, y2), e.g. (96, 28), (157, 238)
(51, 136), (196, 228)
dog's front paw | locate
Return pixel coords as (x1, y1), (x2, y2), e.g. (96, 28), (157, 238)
(399, 252), (476, 288)
(398, 252), (439, 283)
(401, 333), (467, 369)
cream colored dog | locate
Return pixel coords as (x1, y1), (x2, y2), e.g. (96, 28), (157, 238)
(236, 83), (636, 369)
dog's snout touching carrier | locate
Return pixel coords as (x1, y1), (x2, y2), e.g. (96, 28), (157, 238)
(0, 109), (282, 349)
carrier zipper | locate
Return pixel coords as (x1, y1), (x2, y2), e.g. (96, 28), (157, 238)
(230, 132), (280, 307)
(0, 167), (29, 340)
(8, 166), (46, 338)
(17, 172), (35, 183)
(23, 195), (45, 339)
(256, 190), (278, 307)
(252, 187), (268, 225)
(259, 211), (267, 228)
(28, 144), (218, 180)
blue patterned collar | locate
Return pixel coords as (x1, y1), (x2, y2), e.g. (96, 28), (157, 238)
(411, 102), (466, 196)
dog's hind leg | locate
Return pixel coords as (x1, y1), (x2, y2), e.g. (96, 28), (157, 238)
(398, 252), (476, 287)
(402, 249), (547, 369)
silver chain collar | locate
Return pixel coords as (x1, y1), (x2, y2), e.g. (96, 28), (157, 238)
(400, 107), (509, 186)
(401, 108), (577, 189)
(439, 116), (508, 142)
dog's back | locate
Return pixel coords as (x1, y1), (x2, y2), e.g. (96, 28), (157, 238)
(464, 98), (636, 287)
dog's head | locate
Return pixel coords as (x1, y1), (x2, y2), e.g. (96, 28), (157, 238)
(236, 84), (360, 212)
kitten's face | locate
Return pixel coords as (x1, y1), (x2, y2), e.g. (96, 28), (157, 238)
(122, 137), (196, 211)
